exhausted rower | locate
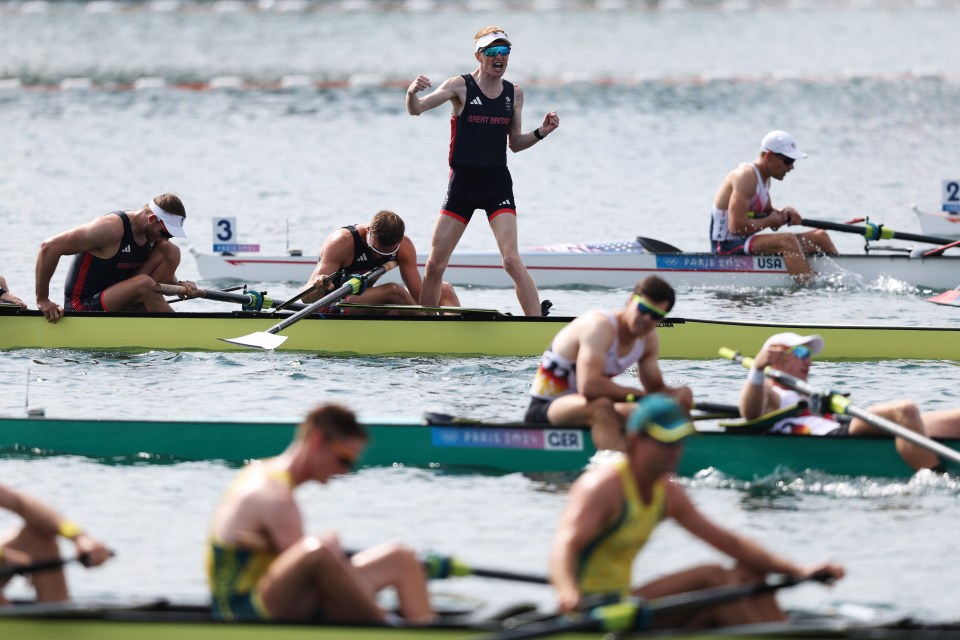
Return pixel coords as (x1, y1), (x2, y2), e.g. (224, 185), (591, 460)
(0, 484), (112, 603)
(739, 332), (958, 471)
(207, 404), (434, 624)
(524, 275), (692, 451)
(709, 130), (837, 285)
(35, 193), (198, 323)
(302, 210), (459, 313)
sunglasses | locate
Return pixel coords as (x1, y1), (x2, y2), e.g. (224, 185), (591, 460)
(366, 231), (399, 258)
(157, 220), (173, 240)
(788, 344), (812, 360)
(481, 45), (511, 57)
(632, 295), (667, 320)
(775, 152), (796, 166)
(329, 439), (359, 471)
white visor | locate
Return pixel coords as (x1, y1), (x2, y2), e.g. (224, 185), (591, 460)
(149, 200), (187, 238)
(475, 31), (511, 52)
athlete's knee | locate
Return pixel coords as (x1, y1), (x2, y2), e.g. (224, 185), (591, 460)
(500, 253), (527, 278)
(377, 283), (416, 304)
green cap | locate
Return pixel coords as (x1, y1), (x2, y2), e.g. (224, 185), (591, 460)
(626, 394), (695, 444)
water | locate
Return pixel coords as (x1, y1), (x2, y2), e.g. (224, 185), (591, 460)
(2, 0), (960, 624)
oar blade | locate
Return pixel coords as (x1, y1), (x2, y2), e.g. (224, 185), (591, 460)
(219, 332), (288, 350)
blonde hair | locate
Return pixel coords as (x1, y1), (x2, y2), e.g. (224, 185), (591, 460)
(474, 25), (507, 42)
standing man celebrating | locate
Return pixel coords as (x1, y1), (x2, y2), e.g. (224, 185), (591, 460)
(406, 26), (560, 316)
(524, 276), (692, 451)
(709, 130), (837, 284)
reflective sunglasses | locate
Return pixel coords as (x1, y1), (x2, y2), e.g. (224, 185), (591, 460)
(481, 45), (511, 57)
(366, 231), (399, 258)
(788, 344), (812, 360)
(775, 152), (796, 166)
(329, 439), (359, 471)
(632, 294), (667, 320)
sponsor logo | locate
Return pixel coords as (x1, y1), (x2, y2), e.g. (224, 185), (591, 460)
(121, 244), (132, 253)
(470, 96), (483, 106)
(499, 199), (512, 207)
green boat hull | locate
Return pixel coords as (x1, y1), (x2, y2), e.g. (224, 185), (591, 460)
(1, 309), (959, 359)
(2, 415), (957, 479)
(0, 602), (928, 640)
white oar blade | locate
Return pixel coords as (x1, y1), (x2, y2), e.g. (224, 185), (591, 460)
(219, 332), (288, 350)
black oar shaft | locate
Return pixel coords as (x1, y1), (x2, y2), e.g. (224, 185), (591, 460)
(156, 284), (309, 312)
(802, 218), (954, 245)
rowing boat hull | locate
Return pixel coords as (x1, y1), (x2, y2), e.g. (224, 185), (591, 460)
(2, 309), (958, 359)
(191, 245), (960, 290)
(0, 604), (908, 640)
(3, 415), (958, 479)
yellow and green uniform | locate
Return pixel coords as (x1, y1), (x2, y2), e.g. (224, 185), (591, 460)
(577, 458), (667, 595)
(207, 465), (291, 621)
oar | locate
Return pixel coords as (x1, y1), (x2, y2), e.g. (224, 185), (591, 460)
(220, 261), (397, 350)
(801, 217), (955, 246)
(420, 552), (549, 585)
(478, 571), (833, 640)
(271, 272), (339, 314)
(719, 347), (960, 467)
(925, 286), (960, 308)
(693, 401), (740, 416)
(923, 239), (960, 257)
(0, 553), (94, 578)
(156, 284), (308, 312)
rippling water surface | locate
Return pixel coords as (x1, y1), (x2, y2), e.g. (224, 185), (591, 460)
(2, 0), (960, 624)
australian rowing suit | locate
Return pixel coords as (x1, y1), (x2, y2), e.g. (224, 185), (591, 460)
(710, 163), (770, 255)
(577, 457), (666, 595)
(525, 312), (646, 423)
(441, 74), (516, 224)
(766, 388), (848, 436)
(63, 211), (154, 311)
(207, 465), (292, 621)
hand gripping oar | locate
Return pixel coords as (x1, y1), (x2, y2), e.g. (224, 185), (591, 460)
(220, 261), (397, 350)
(719, 347), (960, 467)
(800, 217), (955, 246)
(477, 571), (834, 640)
(156, 284), (308, 313)
(0, 551), (113, 579)
(270, 272), (339, 314)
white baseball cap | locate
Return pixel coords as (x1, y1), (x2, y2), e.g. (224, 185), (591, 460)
(475, 31), (511, 52)
(760, 130), (807, 160)
(762, 332), (824, 356)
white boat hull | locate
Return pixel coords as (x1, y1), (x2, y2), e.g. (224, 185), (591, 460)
(914, 205), (960, 240)
(191, 241), (960, 290)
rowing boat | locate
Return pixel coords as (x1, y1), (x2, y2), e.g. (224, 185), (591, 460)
(914, 204), (960, 240)
(190, 238), (960, 290)
(4, 413), (958, 479)
(2, 308), (958, 359)
(0, 599), (934, 640)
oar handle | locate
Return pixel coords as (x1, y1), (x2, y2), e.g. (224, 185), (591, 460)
(0, 551), (115, 578)
(156, 283), (202, 297)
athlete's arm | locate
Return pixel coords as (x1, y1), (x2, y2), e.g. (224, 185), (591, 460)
(302, 230), (354, 303)
(549, 469), (620, 612)
(637, 332), (692, 409)
(575, 314), (642, 400)
(406, 75), (465, 116)
(668, 481), (803, 576)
